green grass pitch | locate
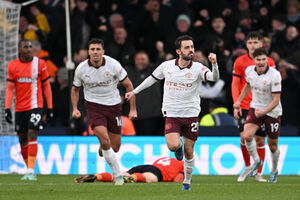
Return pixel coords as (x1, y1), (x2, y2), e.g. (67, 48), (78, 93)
(0, 175), (299, 200)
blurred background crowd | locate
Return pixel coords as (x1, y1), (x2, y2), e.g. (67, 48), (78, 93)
(7, 0), (300, 136)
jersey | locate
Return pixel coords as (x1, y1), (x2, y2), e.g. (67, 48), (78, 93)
(152, 157), (184, 182)
(245, 66), (282, 118)
(232, 54), (275, 110)
(73, 55), (127, 106)
(152, 58), (211, 117)
(6, 57), (49, 112)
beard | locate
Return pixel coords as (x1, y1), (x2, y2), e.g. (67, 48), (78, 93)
(182, 53), (194, 61)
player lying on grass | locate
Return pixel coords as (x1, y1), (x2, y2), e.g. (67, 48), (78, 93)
(74, 157), (184, 183)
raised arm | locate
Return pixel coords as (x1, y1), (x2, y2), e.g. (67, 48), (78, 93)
(205, 53), (219, 81)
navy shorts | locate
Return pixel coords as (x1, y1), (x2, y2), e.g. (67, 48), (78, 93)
(127, 165), (163, 182)
(245, 108), (281, 139)
(84, 101), (122, 134)
(238, 109), (265, 137)
(15, 108), (44, 133)
(165, 117), (199, 141)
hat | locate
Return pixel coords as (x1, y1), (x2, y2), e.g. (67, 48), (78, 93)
(57, 68), (68, 81)
(176, 14), (191, 26)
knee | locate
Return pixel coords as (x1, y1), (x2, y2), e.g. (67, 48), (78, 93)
(255, 137), (265, 146)
(269, 145), (277, 153)
(167, 143), (180, 152)
(111, 144), (120, 152)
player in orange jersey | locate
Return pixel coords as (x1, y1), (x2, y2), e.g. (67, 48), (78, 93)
(74, 157), (184, 183)
(231, 32), (275, 182)
(5, 40), (53, 181)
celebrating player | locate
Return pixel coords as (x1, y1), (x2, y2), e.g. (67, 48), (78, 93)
(74, 157), (184, 183)
(5, 40), (53, 181)
(71, 38), (137, 186)
(231, 31), (276, 182)
(233, 48), (282, 183)
(125, 35), (219, 191)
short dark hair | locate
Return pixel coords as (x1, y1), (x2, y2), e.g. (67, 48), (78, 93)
(88, 38), (104, 49)
(18, 39), (30, 47)
(253, 47), (267, 58)
(174, 35), (194, 49)
(246, 31), (263, 41)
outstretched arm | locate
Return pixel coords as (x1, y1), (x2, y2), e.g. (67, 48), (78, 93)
(125, 76), (158, 100)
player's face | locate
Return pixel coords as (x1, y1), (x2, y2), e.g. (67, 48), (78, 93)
(246, 38), (262, 56)
(177, 40), (194, 61)
(88, 43), (104, 63)
(19, 41), (33, 60)
(254, 54), (268, 74)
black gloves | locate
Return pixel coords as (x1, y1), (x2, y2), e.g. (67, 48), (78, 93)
(5, 109), (12, 124)
(46, 109), (54, 122)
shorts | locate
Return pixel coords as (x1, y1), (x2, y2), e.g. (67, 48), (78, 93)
(238, 109), (265, 137)
(165, 117), (199, 141)
(84, 101), (122, 134)
(245, 108), (281, 139)
(127, 165), (163, 182)
(15, 108), (44, 133)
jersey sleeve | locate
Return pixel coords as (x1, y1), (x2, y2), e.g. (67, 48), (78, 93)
(232, 59), (243, 78)
(73, 65), (82, 87)
(40, 59), (49, 81)
(271, 71), (282, 93)
(7, 62), (15, 81)
(198, 63), (210, 81)
(114, 61), (127, 82)
(152, 63), (165, 80)
(245, 68), (250, 83)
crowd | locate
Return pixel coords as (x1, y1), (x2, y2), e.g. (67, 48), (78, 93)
(8, 0), (300, 135)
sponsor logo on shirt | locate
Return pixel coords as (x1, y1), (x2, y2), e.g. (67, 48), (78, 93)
(185, 73), (192, 79)
(17, 77), (36, 83)
(84, 80), (112, 87)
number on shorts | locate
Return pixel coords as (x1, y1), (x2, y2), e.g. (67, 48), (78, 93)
(156, 158), (170, 166)
(115, 116), (122, 127)
(191, 122), (199, 132)
(30, 113), (41, 126)
(270, 123), (279, 133)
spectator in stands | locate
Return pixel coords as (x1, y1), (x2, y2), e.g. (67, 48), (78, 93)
(277, 60), (300, 132)
(286, 0), (300, 27)
(125, 51), (163, 135)
(135, 0), (176, 62)
(270, 25), (300, 63)
(31, 39), (58, 82)
(50, 67), (70, 127)
(105, 27), (136, 68)
(200, 98), (236, 127)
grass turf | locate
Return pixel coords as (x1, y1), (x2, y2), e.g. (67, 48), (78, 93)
(0, 175), (299, 200)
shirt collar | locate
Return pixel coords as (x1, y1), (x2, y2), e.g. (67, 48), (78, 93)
(254, 65), (269, 75)
(175, 58), (193, 69)
(88, 57), (106, 68)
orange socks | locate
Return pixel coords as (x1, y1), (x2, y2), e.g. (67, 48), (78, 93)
(20, 143), (28, 167)
(257, 144), (265, 174)
(132, 173), (146, 182)
(96, 172), (114, 182)
(27, 140), (38, 169)
(240, 141), (251, 167)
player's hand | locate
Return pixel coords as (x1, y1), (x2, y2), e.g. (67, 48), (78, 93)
(125, 91), (135, 100)
(46, 109), (54, 122)
(254, 109), (265, 118)
(72, 109), (81, 119)
(5, 109), (12, 124)
(128, 109), (137, 120)
(208, 53), (217, 64)
(233, 102), (242, 119)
